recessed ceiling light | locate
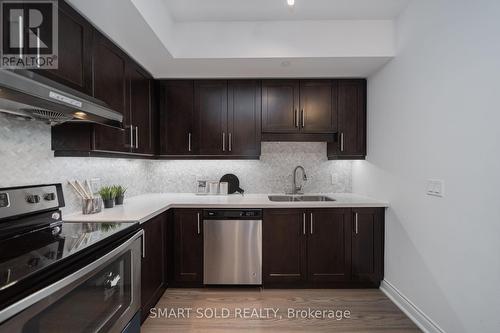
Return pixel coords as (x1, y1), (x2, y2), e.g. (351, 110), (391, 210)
(287, 0), (295, 6)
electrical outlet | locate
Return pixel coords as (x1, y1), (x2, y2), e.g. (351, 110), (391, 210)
(331, 173), (338, 185)
(426, 179), (444, 197)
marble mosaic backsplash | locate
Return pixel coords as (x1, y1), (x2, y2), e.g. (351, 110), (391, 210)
(147, 142), (352, 194)
(0, 113), (352, 214)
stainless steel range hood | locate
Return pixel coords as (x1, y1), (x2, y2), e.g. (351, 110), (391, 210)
(0, 69), (123, 126)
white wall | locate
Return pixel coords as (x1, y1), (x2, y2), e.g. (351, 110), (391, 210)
(353, 0), (500, 332)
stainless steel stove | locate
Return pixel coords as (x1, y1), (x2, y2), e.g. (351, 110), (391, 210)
(0, 184), (143, 333)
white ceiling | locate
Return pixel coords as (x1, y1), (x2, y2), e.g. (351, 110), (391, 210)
(68, 0), (409, 78)
(164, 0), (410, 22)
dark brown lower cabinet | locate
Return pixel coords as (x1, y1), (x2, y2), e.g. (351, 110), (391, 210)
(172, 209), (204, 286)
(263, 209), (307, 285)
(307, 209), (351, 283)
(263, 207), (384, 288)
(167, 207), (383, 289)
(141, 213), (167, 323)
(351, 208), (384, 285)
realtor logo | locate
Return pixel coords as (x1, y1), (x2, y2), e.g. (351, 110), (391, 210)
(0, 0), (58, 69)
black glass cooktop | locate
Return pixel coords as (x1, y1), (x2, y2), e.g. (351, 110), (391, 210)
(0, 220), (138, 291)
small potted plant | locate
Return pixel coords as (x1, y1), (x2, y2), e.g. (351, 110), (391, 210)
(99, 186), (116, 209)
(113, 185), (127, 205)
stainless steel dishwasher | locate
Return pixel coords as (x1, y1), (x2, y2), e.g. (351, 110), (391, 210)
(203, 209), (262, 285)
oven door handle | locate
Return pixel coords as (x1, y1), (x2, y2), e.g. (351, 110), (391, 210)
(0, 229), (143, 324)
(139, 229), (145, 258)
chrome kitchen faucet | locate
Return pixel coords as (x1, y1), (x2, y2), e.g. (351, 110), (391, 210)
(291, 165), (308, 194)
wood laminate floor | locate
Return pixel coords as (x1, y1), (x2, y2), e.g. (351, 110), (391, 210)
(141, 288), (421, 333)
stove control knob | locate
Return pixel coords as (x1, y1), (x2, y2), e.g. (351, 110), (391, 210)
(51, 226), (62, 236)
(26, 194), (40, 204)
(44, 193), (56, 201)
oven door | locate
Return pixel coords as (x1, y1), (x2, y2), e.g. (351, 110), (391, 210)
(0, 230), (143, 333)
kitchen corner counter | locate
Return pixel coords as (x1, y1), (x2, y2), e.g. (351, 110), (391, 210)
(64, 193), (389, 224)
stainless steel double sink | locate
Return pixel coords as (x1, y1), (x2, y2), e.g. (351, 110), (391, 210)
(268, 195), (335, 202)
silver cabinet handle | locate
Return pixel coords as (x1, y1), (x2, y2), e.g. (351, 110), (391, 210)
(295, 109), (299, 128)
(197, 212), (201, 234)
(303, 213), (306, 235)
(188, 132), (192, 152)
(270, 273), (301, 277)
(229, 133), (232, 152)
(310, 213), (313, 234)
(135, 126), (139, 149)
(340, 132), (344, 152)
(301, 109), (305, 128)
(222, 132), (226, 152)
(129, 125), (134, 148)
(355, 212), (359, 234)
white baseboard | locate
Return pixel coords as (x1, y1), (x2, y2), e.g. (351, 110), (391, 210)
(380, 279), (445, 333)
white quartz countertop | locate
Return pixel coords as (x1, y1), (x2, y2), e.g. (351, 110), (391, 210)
(64, 193), (389, 224)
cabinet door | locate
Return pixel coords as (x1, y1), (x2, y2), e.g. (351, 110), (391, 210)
(227, 80), (261, 157)
(141, 214), (166, 322)
(300, 80), (337, 133)
(32, 1), (93, 95)
(173, 209), (203, 284)
(195, 81), (228, 155)
(307, 209), (351, 283)
(328, 79), (366, 159)
(263, 209), (307, 285)
(262, 80), (300, 133)
(92, 31), (127, 115)
(159, 81), (195, 155)
(93, 124), (126, 152)
(128, 65), (154, 155)
(351, 208), (384, 285)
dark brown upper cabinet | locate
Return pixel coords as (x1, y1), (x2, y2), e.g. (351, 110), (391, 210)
(262, 80), (300, 133)
(52, 62), (154, 157)
(159, 81), (195, 156)
(158, 80), (261, 159)
(31, 0), (93, 95)
(92, 30), (127, 115)
(300, 80), (337, 133)
(327, 79), (367, 160)
(52, 18), (154, 158)
(262, 79), (338, 142)
(52, 122), (126, 155)
(227, 80), (261, 157)
(127, 64), (155, 155)
(195, 80), (228, 156)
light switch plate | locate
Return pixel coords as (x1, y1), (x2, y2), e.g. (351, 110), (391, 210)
(426, 179), (444, 197)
